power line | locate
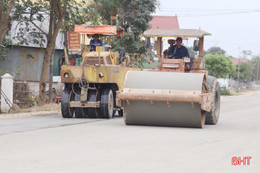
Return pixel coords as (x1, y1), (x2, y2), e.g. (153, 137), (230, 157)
(158, 8), (260, 11)
(156, 8), (260, 17)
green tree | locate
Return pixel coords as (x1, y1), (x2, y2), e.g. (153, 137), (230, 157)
(92, 0), (119, 24)
(249, 56), (260, 80)
(0, 37), (12, 61)
(204, 54), (234, 78)
(0, 0), (18, 61)
(92, 0), (157, 54)
(231, 62), (254, 82)
(115, 0), (156, 54)
(242, 50), (252, 59)
(0, 0), (16, 45)
(14, 0), (87, 105)
(205, 46), (226, 55)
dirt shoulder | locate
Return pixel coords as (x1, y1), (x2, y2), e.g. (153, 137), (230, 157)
(0, 103), (60, 118)
(221, 89), (260, 99)
(234, 89), (260, 96)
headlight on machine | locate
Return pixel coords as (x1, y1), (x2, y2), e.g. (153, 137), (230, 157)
(99, 72), (104, 78)
(64, 73), (69, 78)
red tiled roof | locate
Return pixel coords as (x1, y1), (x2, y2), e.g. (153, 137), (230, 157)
(231, 58), (247, 65)
(149, 16), (179, 29)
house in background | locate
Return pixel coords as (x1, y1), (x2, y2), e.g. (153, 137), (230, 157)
(149, 16), (179, 29)
(0, 17), (65, 94)
(218, 58), (248, 89)
(231, 58), (247, 65)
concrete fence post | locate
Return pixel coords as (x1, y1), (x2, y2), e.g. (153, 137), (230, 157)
(1, 73), (14, 113)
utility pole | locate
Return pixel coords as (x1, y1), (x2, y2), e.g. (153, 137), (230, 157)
(236, 59), (240, 92)
(236, 48), (240, 93)
(257, 58), (260, 81)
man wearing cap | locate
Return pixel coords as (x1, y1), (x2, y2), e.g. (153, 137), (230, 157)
(163, 39), (175, 58)
(90, 34), (103, 51)
(166, 37), (189, 59)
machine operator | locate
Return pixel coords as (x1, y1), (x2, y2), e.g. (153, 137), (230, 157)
(90, 34), (103, 51)
(166, 37), (189, 59)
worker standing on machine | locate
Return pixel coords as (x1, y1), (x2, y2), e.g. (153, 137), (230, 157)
(90, 34), (103, 51)
(166, 37), (189, 59)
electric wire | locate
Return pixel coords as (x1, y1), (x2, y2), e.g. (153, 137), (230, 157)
(155, 8), (260, 17)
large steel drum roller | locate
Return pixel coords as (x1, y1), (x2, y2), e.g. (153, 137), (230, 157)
(117, 71), (213, 128)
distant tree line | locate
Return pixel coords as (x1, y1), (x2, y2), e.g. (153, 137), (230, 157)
(202, 46), (260, 82)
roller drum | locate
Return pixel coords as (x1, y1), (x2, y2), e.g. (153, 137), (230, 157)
(122, 71), (206, 128)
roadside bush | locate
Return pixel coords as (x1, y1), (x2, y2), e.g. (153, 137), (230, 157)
(204, 54), (234, 78)
(220, 88), (232, 96)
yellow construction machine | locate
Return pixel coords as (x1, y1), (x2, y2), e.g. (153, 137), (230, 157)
(60, 25), (140, 118)
(116, 28), (220, 128)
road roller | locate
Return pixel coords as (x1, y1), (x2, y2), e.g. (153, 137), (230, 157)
(60, 25), (140, 119)
(116, 29), (220, 128)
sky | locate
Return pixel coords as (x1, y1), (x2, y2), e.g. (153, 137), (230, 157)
(154, 0), (260, 58)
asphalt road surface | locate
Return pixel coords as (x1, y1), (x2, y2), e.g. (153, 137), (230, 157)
(0, 92), (260, 173)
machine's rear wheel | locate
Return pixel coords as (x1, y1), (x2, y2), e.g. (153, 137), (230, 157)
(206, 76), (220, 125)
(83, 90), (100, 118)
(100, 89), (114, 118)
(118, 109), (124, 117)
(75, 88), (87, 118)
(61, 87), (75, 118)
